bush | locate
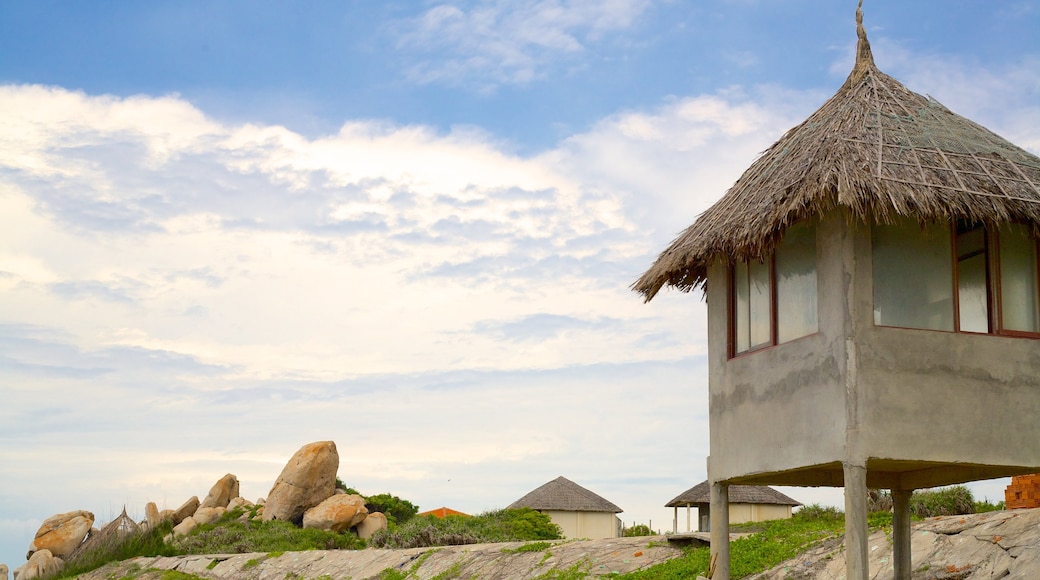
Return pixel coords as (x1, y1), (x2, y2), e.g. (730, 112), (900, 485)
(370, 508), (562, 548)
(793, 504), (843, 521)
(365, 493), (419, 527)
(170, 518), (364, 554)
(910, 486), (975, 518)
(974, 498), (1005, 513)
(624, 524), (653, 537)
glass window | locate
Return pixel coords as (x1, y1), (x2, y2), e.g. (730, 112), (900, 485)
(777, 223), (818, 343)
(872, 218), (954, 331)
(1000, 224), (1040, 333)
(731, 221), (817, 356)
(956, 222), (990, 333)
(732, 260), (771, 354)
(872, 218), (1040, 337)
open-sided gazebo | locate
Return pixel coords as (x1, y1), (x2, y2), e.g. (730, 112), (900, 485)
(635, 3), (1040, 579)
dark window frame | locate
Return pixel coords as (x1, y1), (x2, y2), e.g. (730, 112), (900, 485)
(727, 255), (779, 358)
(875, 220), (1040, 338)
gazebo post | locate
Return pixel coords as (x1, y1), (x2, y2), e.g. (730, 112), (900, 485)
(710, 481), (730, 580)
(892, 489), (913, 579)
(844, 463), (869, 580)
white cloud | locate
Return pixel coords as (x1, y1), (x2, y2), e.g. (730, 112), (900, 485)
(2, 46), (1036, 563)
(397, 0), (651, 87)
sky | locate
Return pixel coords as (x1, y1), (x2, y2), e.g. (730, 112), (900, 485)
(1, 0), (1038, 570)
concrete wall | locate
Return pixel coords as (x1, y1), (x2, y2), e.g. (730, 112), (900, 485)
(697, 503), (794, 531)
(544, 511), (618, 539)
(707, 210), (1040, 488)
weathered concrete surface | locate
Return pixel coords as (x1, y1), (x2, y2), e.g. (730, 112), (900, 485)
(751, 509), (1040, 579)
(71, 536), (680, 579)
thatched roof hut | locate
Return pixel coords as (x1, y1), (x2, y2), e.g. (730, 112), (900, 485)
(665, 481), (801, 509)
(634, 3), (1040, 301)
(508, 476), (622, 513)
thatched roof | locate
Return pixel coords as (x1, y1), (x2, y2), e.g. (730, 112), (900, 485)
(665, 481), (801, 508)
(634, 2), (1040, 301)
(67, 507), (139, 562)
(508, 476), (623, 513)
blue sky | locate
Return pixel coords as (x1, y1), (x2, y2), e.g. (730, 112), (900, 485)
(1, 0), (1038, 571)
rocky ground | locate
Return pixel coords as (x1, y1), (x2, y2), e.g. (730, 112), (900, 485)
(751, 508), (1040, 580)
(68, 508), (1040, 579)
(71, 535), (682, 580)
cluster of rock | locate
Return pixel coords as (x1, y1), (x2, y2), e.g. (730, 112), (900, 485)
(8, 441), (387, 580)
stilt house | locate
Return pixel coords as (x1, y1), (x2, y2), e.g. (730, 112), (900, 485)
(634, 4), (1040, 579)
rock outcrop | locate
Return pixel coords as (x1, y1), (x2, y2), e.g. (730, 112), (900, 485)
(356, 511), (388, 539)
(172, 496), (199, 525)
(13, 549), (63, 580)
(200, 473), (240, 509)
(263, 441), (339, 524)
(191, 506), (225, 526)
(303, 494), (368, 532)
(751, 508), (1040, 579)
(27, 510), (94, 559)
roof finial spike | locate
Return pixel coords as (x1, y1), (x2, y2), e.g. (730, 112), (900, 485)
(848, 0), (876, 84)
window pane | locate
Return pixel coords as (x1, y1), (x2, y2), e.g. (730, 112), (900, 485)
(872, 218), (954, 330)
(735, 262), (750, 353)
(1000, 224), (1040, 333)
(958, 253), (989, 332)
(777, 223), (817, 343)
(749, 260), (771, 349)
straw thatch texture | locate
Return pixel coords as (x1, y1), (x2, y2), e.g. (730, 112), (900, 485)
(634, 4), (1040, 301)
(508, 476), (622, 513)
(665, 481), (801, 508)
(67, 507), (139, 562)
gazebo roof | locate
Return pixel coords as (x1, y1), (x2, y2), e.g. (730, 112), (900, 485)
(634, 2), (1040, 301)
(508, 476), (622, 513)
(665, 481), (802, 508)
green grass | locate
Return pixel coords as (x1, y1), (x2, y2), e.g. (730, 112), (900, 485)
(617, 508), (846, 580)
(371, 508), (562, 549)
(502, 541), (553, 553)
(170, 518), (364, 554)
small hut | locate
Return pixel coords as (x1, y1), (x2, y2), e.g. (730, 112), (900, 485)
(508, 476), (623, 539)
(666, 481), (801, 532)
(635, 3), (1040, 580)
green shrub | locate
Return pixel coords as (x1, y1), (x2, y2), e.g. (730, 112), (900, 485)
(623, 524), (653, 537)
(793, 504), (843, 521)
(365, 493), (420, 527)
(910, 486), (975, 518)
(170, 518), (364, 554)
(371, 508), (562, 548)
(974, 498), (1005, 513)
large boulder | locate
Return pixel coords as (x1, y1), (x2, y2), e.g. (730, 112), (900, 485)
(356, 511), (388, 539)
(172, 496), (200, 525)
(200, 473), (240, 509)
(192, 506), (225, 526)
(0, 563), (8, 580)
(263, 441), (339, 524)
(13, 549), (63, 580)
(144, 502), (161, 530)
(302, 494), (368, 532)
(28, 510), (94, 559)
(171, 516), (197, 537)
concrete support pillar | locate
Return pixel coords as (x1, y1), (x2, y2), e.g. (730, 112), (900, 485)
(843, 463), (869, 580)
(892, 489), (912, 580)
(710, 481), (730, 580)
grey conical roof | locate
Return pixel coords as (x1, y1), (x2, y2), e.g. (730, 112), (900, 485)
(509, 476), (622, 513)
(665, 480), (801, 508)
